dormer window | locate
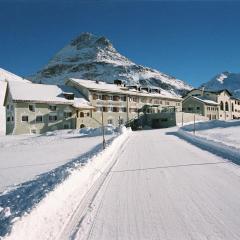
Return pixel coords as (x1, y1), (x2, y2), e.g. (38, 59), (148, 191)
(63, 93), (75, 100)
(29, 104), (35, 112)
(49, 105), (57, 111)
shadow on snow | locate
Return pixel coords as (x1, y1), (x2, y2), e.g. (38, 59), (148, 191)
(0, 137), (115, 237)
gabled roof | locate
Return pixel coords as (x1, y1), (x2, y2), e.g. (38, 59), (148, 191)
(7, 81), (93, 109)
(0, 81), (7, 106)
(184, 95), (219, 106)
(66, 78), (182, 100)
(186, 88), (232, 96)
(0, 68), (31, 83)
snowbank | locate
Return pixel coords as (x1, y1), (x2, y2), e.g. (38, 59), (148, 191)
(177, 120), (240, 164)
(1, 127), (131, 239)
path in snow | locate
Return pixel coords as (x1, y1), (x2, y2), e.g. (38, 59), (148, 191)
(76, 128), (240, 240)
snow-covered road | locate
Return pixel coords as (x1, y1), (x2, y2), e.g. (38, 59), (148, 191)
(77, 128), (240, 240)
(3, 127), (240, 240)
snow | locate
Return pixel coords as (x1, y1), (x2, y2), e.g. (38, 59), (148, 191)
(0, 68), (30, 83)
(68, 78), (181, 100)
(8, 81), (91, 108)
(176, 120), (240, 174)
(1, 127), (131, 239)
(216, 73), (228, 84)
(30, 33), (192, 96)
(0, 127), (117, 193)
(192, 96), (219, 105)
(2, 126), (240, 239)
(202, 71), (240, 98)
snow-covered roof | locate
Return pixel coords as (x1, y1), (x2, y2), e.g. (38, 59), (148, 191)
(0, 68), (31, 83)
(8, 81), (92, 109)
(192, 96), (219, 106)
(67, 78), (182, 100)
(0, 81), (7, 106)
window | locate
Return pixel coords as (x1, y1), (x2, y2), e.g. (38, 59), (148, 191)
(7, 116), (11, 122)
(132, 97), (138, 102)
(220, 101), (224, 111)
(11, 116), (14, 122)
(97, 95), (102, 100)
(49, 105), (57, 111)
(120, 96), (126, 101)
(49, 115), (57, 122)
(64, 112), (72, 118)
(120, 107), (127, 112)
(113, 107), (119, 112)
(108, 107), (113, 112)
(108, 119), (113, 124)
(109, 96), (113, 101)
(36, 116), (43, 123)
(103, 107), (108, 112)
(22, 115), (28, 122)
(87, 112), (90, 117)
(63, 93), (74, 100)
(225, 102), (229, 111)
(29, 104), (35, 112)
(165, 101), (170, 105)
(196, 107), (200, 110)
(102, 95), (108, 100)
(113, 95), (119, 101)
(6, 105), (10, 110)
(232, 103), (234, 112)
(80, 112), (84, 117)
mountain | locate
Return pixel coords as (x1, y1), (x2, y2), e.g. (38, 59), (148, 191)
(30, 33), (192, 97)
(201, 71), (240, 98)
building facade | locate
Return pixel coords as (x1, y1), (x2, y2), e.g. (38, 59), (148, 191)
(4, 81), (93, 135)
(183, 88), (239, 120)
(66, 78), (183, 127)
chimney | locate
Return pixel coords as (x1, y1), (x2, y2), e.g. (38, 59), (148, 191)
(95, 80), (99, 84)
(201, 86), (205, 96)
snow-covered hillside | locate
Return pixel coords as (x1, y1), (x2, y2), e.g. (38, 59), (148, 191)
(30, 33), (192, 97)
(201, 71), (240, 98)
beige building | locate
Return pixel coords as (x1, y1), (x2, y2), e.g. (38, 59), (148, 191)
(183, 88), (239, 120)
(231, 97), (240, 119)
(66, 78), (182, 127)
(4, 81), (93, 135)
(3, 78), (184, 135)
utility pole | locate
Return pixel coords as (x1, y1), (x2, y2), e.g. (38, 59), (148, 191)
(101, 107), (106, 149)
(182, 111), (184, 127)
(193, 113), (196, 135)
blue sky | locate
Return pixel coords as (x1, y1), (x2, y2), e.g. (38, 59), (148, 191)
(0, 0), (240, 87)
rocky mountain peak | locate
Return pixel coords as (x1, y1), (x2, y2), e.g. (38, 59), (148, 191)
(30, 33), (192, 97)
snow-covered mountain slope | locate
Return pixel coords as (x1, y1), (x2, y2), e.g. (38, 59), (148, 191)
(201, 71), (240, 98)
(30, 33), (192, 97)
